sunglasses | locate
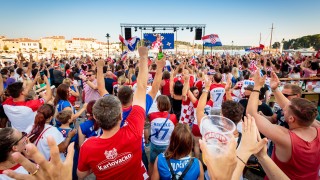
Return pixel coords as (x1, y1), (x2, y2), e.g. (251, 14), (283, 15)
(12, 132), (27, 146)
(283, 93), (297, 98)
(86, 74), (92, 77)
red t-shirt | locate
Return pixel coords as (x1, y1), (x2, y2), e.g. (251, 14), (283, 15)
(161, 79), (170, 96)
(174, 76), (195, 87)
(78, 106), (148, 180)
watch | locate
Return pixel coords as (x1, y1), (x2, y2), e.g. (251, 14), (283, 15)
(202, 89), (209, 93)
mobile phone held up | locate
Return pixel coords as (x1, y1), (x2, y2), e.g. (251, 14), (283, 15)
(40, 71), (45, 80)
(157, 46), (164, 60)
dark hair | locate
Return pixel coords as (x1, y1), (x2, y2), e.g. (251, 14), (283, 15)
(242, 62), (248, 68)
(214, 73), (222, 83)
(310, 62), (319, 71)
(165, 124), (193, 159)
(56, 110), (72, 124)
(173, 81), (183, 95)
(221, 101), (244, 124)
(0, 128), (15, 162)
(151, 63), (157, 70)
(7, 82), (24, 98)
(157, 95), (171, 112)
(117, 86), (133, 106)
(65, 64), (70, 71)
(162, 71), (170, 80)
(16, 68), (24, 76)
(292, 66), (300, 73)
(93, 96), (122, 130)
(54, 84), (69, 106)
(29, 104), (55, 143)
(87, 69), (96, 75)
(86, 100), (99, 131)
(288, 98), (318, 126)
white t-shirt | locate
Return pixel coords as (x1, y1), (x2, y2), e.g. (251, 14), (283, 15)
(0, 165), (28, 180)
(26, 124), (65, 161)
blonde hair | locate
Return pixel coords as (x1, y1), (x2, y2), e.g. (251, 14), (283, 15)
(118, 75), (128, 85)
(232, 67), (239, 79)
(63, 78), (72, 86)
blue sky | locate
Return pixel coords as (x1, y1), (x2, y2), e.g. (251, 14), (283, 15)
(0, 0), (319, 46)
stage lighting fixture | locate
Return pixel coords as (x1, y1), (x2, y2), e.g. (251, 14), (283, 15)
(134, 27), (137, 32)
(144, 27), (146, 30)
(173, 27), (177, 32)
(186, 27), (190, 30)
(152, 27), (155, 32)
(190, 27), (193, 32)
(182, 28), (184, 31)
(139, 27), (142, 30)
(163, 28), (166, 30)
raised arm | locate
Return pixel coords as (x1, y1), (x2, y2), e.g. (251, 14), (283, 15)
(181, 74), (190, 101)
(246, 70), (289, 145)
(148, 56), (166, 99)
(26, 54), (33, 78)
(42, 75), (52, 103)
(270, 72), (290, 109)
(96, 60), (109, 97)
(23, 72), (39, 95)
(132, 47), (148, 110)
(169, 72), (174, 97)
(0, 76), (3, 96)
(196, 76), (211, 126)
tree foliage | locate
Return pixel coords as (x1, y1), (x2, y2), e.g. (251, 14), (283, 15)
(3, 45), (9, 51)
(275, 34), (320, 50)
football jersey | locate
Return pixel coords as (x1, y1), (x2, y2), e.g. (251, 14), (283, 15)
(210, 84), (226, 109)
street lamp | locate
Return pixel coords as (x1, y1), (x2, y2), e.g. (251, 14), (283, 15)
(231, 41), (234, 55)
(105, 33), (110, 57)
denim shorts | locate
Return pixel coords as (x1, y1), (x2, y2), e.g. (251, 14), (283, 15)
(150, 142), (168, 164)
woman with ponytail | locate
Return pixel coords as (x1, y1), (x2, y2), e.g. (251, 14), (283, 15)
(26, 104), (76, 161)
(78, 100), (101, 147)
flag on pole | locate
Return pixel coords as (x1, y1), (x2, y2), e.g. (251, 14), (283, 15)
(245, 44), (265, 54)
(189, 56), (196, 66)
(121, 51), (128, 61)
(119, 35), (140, 51)
(202, 34), (222, 46)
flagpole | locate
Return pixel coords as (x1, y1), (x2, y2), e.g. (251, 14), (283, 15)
(211, 46), (213, 57)
(121, 26), (124, 53)
(202, 27), (205, 55)
(175, 30), (178, 54)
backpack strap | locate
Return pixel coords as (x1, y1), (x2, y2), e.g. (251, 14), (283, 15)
(179, 158), (195, 180)
(166, 159), (177, 180)
(34, 127), (52, 146)
(148, 113), (170, 142)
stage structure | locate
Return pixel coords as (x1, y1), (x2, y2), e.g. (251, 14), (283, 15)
(120, 23), (206, 54)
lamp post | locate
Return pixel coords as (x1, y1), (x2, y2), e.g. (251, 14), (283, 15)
(106, 33), (110, 57)
(231, 40), (234, 55)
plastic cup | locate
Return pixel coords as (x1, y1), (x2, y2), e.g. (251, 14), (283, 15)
(200, 115), (236, 157)
(74, 101), (81, 110)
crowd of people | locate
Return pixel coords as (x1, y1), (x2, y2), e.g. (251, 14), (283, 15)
(0, 47), (319, 180)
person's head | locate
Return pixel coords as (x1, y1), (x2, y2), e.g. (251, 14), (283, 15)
(151, 63), (157, 70)
(7, 82), (24, 98)
(173, 80), (183, 95)
(16, 67), (24, 76)
(242, 62), (248, 69)
(282, 84), (302, 100)
(190, 87), (200, 99)
(231, 67), (239, 79)
(162, 71), (170, 80)
(54, 84), (69, 105)
(213, 73), (222, 83)
(56, 110), (72, 125)
(65, 63), (70, 70)
(117, 86), (133, 106)
(0, 128), (27, 163)
(93, 96), (122, 130)
(310, 62), (319, 71)
(283, 98), (318, 127)
(62, 78), (72, 87)
(165, 124), (193, 159)
(29, 104), (55, 143)
(86, 70), (96, 81)
(106, 71), (113, 78)
(244, 85), (254, 97)
(156, 95), (171, 112)
(221, 101), (244, 125)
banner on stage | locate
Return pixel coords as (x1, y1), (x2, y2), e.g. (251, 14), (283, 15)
(143, 33), (174, 50)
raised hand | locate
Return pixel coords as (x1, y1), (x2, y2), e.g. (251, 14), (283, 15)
(270, 71), (280, 90)
(96, 60), (105, 68)
(138, 47), (148, 59)
(4, 137), (74, 180)
(253, 69), (266, 89)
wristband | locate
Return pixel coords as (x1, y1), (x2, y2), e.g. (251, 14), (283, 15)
(202, 89), (209, 93)
(271, 88), (278, 93)
(251, 89), (260, 93)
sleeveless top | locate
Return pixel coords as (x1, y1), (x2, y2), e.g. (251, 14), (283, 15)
(162, 79), (170, 96)
(171, 97), (182, 120)
(157, 153), (200, 180)
(271, 127), (320, 180)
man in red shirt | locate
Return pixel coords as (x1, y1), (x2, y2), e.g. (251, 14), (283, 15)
(77, 47), (149, 180)
(247, 71), (320, 179)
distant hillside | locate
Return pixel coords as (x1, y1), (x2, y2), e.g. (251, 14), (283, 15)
(272, 34), (320, 50)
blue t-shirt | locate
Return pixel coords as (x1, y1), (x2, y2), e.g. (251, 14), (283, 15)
(57, 100), (74, 113)
(104, 78), (116, 95)
(120, 94), (153, 127)
(79, 119), (103, 138)
(157, 153), (200, 180)
(57, 127), (77, 143)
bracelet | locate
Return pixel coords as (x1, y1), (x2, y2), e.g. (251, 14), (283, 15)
(237, 156), (260, 171)
(202, 89), (209, 93)
(251, 89), (260, 93)
(237, 155), (246, 165)
(271, 88), (278, 93)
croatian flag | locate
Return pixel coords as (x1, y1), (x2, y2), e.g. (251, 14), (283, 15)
(119, 35), (140, 51)
(121, 51), (128, 61)
(245, 44), (265, 54)
(202, 34), (222, 46)
(189, 56), (196, 66)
